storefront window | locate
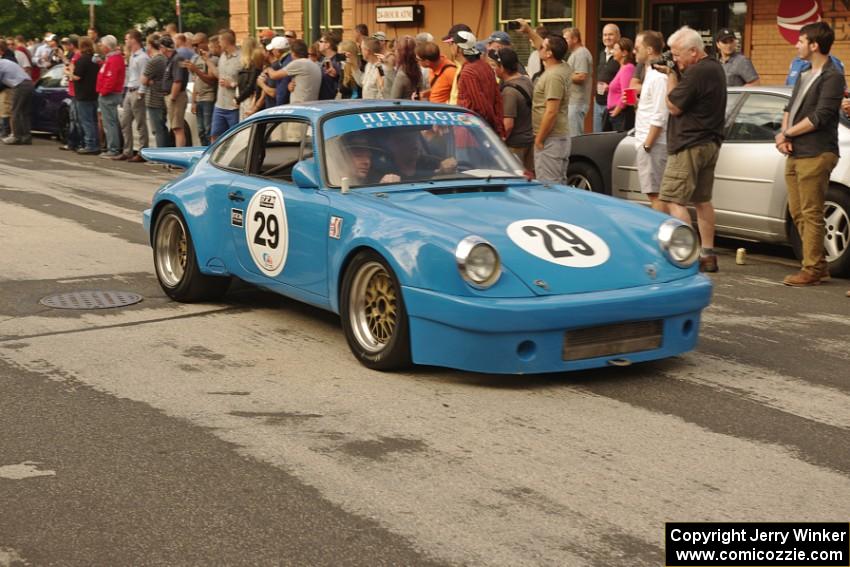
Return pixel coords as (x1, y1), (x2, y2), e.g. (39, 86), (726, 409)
(499, 0), (572, 65)
(255, 0), (283, 29)
(500, 0), (532, 21)
(540, 0), (572, 20)
(602, 0), (640, 19)
(600, 0), (642, 53)
(329, 0), (342, 28)
(652, 1), (748, 55)
(307, 0), (343, 31)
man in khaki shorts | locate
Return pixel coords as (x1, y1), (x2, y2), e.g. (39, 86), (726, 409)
(653, 26), (727, 272)
(160, 35), (189, 147)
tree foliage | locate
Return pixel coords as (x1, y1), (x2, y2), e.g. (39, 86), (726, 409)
(0, 0), (229, 40)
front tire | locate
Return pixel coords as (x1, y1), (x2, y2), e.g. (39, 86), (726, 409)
(340, 251), (411, 371)
(153, 203), (230, 302)
(566, 160), (607, 194)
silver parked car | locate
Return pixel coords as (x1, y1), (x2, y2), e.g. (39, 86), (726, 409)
(568, 86), (850, 276)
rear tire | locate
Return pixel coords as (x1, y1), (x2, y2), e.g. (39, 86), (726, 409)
(567, 160), (607, 194)
(340, 251), (412, 371)
(153, 203), (230, 302)
(57, 105), (70, 143)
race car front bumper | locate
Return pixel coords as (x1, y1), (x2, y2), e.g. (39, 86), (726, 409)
(402, 274), (713, 374)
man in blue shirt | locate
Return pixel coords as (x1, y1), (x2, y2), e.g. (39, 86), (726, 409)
(257, 36), (292, 108)
(786, 54), (845, 85)
(0, 58), (34, 144)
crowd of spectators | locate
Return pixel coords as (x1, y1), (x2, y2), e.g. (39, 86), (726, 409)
(2, 20), (848, 291)
(0, 20), (771, 154)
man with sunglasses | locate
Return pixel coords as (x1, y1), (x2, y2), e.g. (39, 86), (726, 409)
(532, 35), (572, 183)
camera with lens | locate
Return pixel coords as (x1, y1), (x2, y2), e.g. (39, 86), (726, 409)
(650, 50), (676, 71)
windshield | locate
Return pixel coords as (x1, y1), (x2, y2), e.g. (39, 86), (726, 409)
(322, 110), (524, 187)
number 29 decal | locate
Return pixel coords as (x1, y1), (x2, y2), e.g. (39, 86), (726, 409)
(245, 187), (289, 276)
(506, 219), (610, 268)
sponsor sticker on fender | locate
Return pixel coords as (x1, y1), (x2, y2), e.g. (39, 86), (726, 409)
(245, 187), (289, 276)
(506, 219), (611, 268)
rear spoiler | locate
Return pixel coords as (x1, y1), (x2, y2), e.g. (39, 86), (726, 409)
(140, 147), (206, 169)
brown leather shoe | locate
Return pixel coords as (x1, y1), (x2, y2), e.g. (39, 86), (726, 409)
(783, 270), (821, 287)
(127, 154), (146, 163)
(111, 153), (129, 161)
(814, 264), (831, 281)
(846, 290), (850, 297)
(698, 254), (718, 273)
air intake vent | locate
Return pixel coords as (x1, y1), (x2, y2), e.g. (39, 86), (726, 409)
(562, 320), (663, 361)
(426, 186), (507, 195)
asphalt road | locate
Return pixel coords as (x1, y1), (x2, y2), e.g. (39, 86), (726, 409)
(1, 139), (849, 567)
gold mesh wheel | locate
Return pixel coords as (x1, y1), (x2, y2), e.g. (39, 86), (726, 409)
(154, 213), (188, 288)
(348, 261), (399, 353)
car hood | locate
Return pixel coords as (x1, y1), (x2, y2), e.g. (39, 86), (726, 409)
(373, 182), (685, 295)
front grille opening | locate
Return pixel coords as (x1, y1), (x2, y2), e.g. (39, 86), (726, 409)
(563, 320), (663, 361)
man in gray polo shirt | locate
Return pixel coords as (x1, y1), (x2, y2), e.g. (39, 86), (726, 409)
(208, 30), (241, 141)
(715, 28), (759, 86)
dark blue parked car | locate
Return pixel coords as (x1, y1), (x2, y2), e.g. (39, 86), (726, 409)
(31, 64), (71, 141)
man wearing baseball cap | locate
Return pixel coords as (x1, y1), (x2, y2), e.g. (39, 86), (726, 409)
(715, 28), (759, 86)
(451, 30), (505, 138)
(259, 29), (276, 47)
(486, 31), (511, 49)
(256, 36), (293, 109)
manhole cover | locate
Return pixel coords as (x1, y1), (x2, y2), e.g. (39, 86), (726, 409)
(39, 291), (143, 310)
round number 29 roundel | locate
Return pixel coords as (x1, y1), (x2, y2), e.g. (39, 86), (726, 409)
(245, 187), (289, 277)
(507, 219), (610, 268)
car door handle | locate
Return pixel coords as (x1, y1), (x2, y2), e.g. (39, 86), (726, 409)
(228, 191), (245, 202)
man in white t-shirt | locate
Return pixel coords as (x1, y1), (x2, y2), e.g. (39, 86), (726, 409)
(633, 30), (669, 204)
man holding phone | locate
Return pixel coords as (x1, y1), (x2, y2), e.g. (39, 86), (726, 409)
(318, 33), (342, 100)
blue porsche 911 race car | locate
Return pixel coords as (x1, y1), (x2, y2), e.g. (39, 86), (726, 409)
(141, 100), (712, 374)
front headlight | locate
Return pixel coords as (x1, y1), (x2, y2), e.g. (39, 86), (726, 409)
(657, 219), (699, 268)
(455, 236), (501, 288)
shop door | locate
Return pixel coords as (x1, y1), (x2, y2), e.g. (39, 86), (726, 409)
(653, 2), (733, 55)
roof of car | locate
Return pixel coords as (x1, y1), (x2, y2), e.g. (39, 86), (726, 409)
(728, 85), (793, 96)
(247, 100), (470, 123)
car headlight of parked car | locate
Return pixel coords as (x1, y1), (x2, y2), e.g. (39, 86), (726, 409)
(657, 219), (700, 268)
(456, 236), (501, 288)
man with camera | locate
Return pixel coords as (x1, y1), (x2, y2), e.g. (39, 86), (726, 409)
(653, 26), (726, 273)
(775, 22), (844, 287)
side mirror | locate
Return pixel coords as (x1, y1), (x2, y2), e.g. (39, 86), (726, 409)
(292, 159), (321, 189)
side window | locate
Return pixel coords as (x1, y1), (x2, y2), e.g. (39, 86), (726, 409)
(727, 94), (787, 142)
(726, 92), (741, 118)
(210, 126), (253, 171)
(38, 65), (66, 88)
(252, 120), (313, 181)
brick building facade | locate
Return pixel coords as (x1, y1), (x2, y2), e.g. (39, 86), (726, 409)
(229, 0), (850, 87)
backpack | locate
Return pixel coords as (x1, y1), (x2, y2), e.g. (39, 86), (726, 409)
(502, 82), (532, 108)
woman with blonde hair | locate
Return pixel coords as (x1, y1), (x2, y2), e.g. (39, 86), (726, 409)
(338, 40), (363, 99)
(236, 37), (265, 119)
